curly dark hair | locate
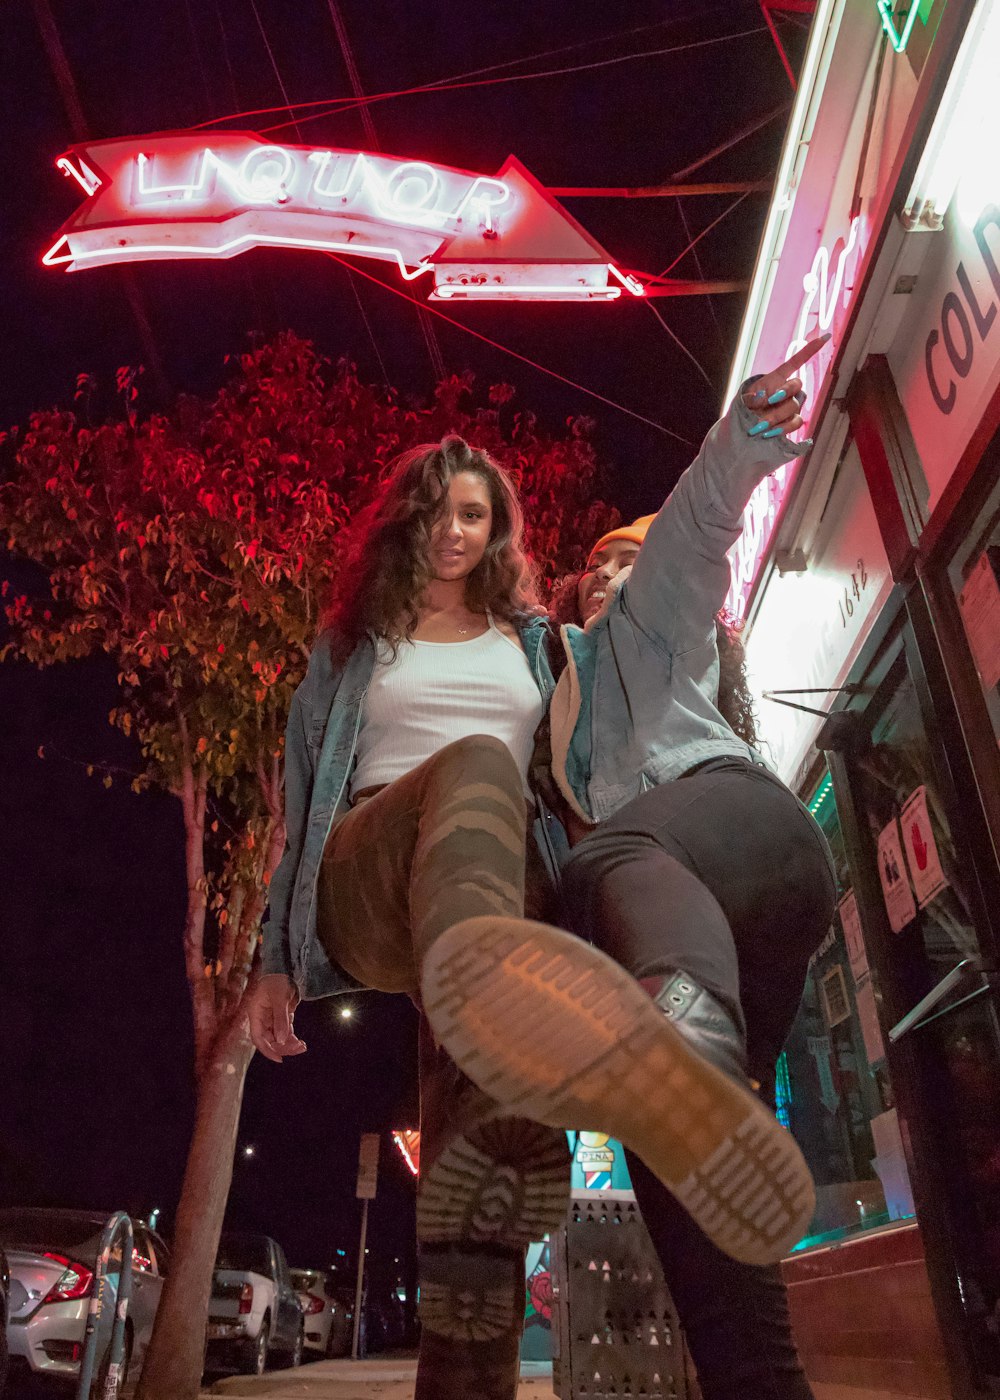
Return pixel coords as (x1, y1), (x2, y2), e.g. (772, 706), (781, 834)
(548, 573), (758, 748)
(325, 435), (541, 655)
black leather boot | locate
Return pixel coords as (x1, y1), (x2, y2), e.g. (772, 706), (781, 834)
(423, 917), (815, 1267)
(640, 971), (749, 1087)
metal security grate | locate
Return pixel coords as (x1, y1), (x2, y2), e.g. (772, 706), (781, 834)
(550, 1190), (690, 1400)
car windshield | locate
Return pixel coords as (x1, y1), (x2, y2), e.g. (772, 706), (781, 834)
(0, 1210), (105, 1257)
(291, 1270), (321, 1291)
(216, 1235), (272, 1275)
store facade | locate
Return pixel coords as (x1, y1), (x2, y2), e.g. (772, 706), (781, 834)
(728, 0), (1000, 1396)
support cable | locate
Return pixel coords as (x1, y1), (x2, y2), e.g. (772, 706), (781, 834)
(214, 0), (267, 335)
(676, 198), (725, 350)
(759, 1), (797, 88)
(642, 301), (716, 393)
(658, 189), (753, 279)
(322, 253), (697, 446)
(248, 0), (305, 139)
(670, 102), (790, 181)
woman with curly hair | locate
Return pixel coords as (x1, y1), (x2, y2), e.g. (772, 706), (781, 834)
(422, 339), (838, 1400)
(247, 435), (571, 1396)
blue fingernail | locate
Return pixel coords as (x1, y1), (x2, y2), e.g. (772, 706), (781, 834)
(748, 420), (769, 436)
(752, 387), (766, 403)
(763, 427), (784, 438)
(767, 389), (787, 405)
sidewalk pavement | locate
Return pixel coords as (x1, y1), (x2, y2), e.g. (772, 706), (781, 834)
(204, 1357), (556, 1400)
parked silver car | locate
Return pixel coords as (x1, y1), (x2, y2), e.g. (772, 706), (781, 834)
(289, 1269), (353, 1358)
(0, 1207), (168, 1393)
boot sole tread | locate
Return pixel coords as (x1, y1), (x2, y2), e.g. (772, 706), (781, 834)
(422, 918), (815, 1267)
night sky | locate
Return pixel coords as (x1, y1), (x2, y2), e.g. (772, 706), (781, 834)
(1, 1), (806, 1288)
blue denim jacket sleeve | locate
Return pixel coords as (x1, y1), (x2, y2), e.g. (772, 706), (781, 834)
(259, 662), (317, 979)
(624, 384), (810, 654)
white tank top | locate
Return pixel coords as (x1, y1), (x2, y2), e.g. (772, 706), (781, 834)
(351, 617), (545, 799)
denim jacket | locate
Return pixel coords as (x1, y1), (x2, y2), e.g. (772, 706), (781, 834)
(260, 615), (558, 999)
(550, 390), (810, 825)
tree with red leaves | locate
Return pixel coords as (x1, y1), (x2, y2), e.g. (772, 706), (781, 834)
(0, 332), (616, 1400)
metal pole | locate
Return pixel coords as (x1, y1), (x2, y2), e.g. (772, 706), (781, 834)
(76, 1212), (133, 1400)
(350, 1198), (369, 1361)
(547, 180), (770, 197)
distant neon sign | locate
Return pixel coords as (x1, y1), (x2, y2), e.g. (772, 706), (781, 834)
(44, 131), (644, 303)
(391, 1130), (420, 1177)
(726, 219), (863, 618)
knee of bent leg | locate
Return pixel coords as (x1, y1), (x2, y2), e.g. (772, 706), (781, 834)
(432, 733), (521, 789)
(560, 836), (611, 926)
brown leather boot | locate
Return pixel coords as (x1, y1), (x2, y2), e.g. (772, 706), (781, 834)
(415, 1264), (525, 1400)
(416, 1018), (568, 1342)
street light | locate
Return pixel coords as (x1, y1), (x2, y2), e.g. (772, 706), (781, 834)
(243, 1144), (256, 1159)
(340, 1006), (354, 1020)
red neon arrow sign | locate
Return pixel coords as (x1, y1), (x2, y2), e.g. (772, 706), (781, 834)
(44, 131), (644, 303)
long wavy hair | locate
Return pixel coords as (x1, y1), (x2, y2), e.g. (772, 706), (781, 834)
(325, 435), (541, 655)
(549, 572), (758, 747)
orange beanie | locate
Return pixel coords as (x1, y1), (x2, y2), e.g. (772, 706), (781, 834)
(587, 514), (656, 564)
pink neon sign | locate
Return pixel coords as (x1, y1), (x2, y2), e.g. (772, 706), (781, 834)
(725, 218), (864, 619)
(44, 131), (644, 303)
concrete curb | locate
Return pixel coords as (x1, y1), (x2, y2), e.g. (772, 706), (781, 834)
(203, 1356), (554, 1399)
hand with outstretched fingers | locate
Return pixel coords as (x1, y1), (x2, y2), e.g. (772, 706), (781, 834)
(247, 973), (308, 1063)
(740, 333), (830, 441)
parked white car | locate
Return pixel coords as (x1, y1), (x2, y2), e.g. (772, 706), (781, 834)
(290, 1269), (353, 1357)
(0, 1207), (168, 1393)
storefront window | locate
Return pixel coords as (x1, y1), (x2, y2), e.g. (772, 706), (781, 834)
(782, 771), (913, 1251)
(854, 664), (1000, 1378)
(947, 470), (1000, 752)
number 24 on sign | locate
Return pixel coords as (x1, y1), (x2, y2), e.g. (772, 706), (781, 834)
(839, 559), (868, 628)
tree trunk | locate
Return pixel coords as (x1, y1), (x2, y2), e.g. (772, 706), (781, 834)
(135, 1019), (253, 1400)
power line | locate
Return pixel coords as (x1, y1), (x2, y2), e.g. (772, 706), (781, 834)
(247, 0), (304, 140)
(187, 11), (742, 130)
(345, 272), (390, 390)
(183, 0), (213, 114)
(397, 6), (743, 92)
(322, 253), (696, 446)
(322, 0), (445, 385)
(261, 25), (770, 137)
(213, 0), (267, 336)
(323, 0), (379, 151)
(188, 25), (768, 135)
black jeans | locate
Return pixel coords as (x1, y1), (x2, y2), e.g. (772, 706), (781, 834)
(561, 757), (837, 1400)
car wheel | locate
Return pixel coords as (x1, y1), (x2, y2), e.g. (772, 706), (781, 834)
(240, 1318), (269, 1376)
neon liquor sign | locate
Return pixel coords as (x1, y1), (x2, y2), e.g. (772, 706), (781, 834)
(725, 218), (863, 619)
(44, 131), (644, 303)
